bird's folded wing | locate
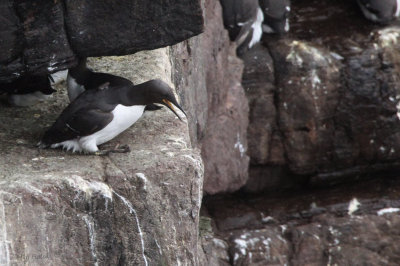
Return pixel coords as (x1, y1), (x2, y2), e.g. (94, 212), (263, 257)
(65, 108), (114, 137)
(45, 108), (114, 144)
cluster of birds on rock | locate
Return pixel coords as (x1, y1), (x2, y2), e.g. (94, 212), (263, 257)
(220, 0), (400, 54)
(0, 59), (186, 155)
(1, 0), (399, 154)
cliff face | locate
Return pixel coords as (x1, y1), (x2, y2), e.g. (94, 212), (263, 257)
(3, 0), (400, 265)
(243, 0), (400, 192)
(171, 0), (249, 195)
(201, 0), (400, 265)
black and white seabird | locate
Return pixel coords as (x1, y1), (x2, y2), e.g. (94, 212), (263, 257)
(67, 58), (161, 111)
(67, 58), (133, 102)
(259, 0), (291, 34)
(357, 0), (400, 24)
(0, 75), (56, 106)
(38, 79), (186, 154)
(220, 0), (264, 54)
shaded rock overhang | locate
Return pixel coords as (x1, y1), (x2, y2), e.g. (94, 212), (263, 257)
(0, 0), (204, 82)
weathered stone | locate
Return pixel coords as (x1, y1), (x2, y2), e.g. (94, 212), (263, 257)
(0, 1), (22, 64)
(327, 28), (400, 180)
(268, 39), (342, 175)
(0, 50), (204, 265)
(242, 44), (280, 165)
(0, 0), (203, 81)
(171, 0), (249, 195)
(201, 237), (231, 266)
(64, 0), (204, 56)
(229, 229), (290, 265)
(291, 213), (400, 265)
(203, 177), (400, 266)
(244, 15), (400, 191)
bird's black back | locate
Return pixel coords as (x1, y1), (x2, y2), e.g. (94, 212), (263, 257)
(220, 0), (259, 41)
(41, 86), (123, 145)
(0, 75), (55, 95)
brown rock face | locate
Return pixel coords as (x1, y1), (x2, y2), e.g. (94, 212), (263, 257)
(269, 39), (342, 175)
(242, 44), (280, 166)
(171, 0), (250, 195)
(243, 0), (400, 192)
(203, 177), (400, 265)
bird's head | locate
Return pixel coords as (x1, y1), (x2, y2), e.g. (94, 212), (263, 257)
(139, 79), (187, 121)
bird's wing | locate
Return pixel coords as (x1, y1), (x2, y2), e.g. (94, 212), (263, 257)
(43, 108), (114, 144)
(65, 108), (114, 136)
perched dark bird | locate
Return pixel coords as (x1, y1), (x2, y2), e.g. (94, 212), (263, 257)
(259, 0), (291, 34)
(356, 0), (400, 24)
(0, 75), (55, 106)
(38, 79), (186, 154)
(220, 0), (264, 54)
(67, 58), (161, 111)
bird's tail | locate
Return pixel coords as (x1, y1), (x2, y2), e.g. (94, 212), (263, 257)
(37, 141), (49, 149)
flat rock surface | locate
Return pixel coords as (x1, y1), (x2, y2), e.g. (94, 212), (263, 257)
(0, 49), (203, 265)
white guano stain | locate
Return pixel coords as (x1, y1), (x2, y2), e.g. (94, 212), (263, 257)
(233, 233), (275, 263)
(310, 69), (322, 114)
(212, 238), (228, 249)
(348, 198), (361, 216)
(378, 28), (400, 47)
(286, 41), (304, 66)
(234, 133), (246, 157)
(135, 173), (148, 190)
(113, 192), (148, 266)
(67, 175), (113, 201)
(396, 101), (400, 120)
(155, 238), (162, 255)
(83, 215), (98, 266)
(0, 202), (10, 266)
(377, 207), (400, 216)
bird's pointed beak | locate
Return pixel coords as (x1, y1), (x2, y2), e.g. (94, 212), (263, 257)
(162, 99), (187, 121)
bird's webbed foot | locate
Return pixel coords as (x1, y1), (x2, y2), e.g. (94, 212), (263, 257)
(93, 144), (131, 156)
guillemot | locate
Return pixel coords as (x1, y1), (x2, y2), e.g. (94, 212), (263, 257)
(259, 0), (291, 34)
(38, 79), (186, 154)
(220, 0), (264, 55)
(357, 0), (400, 24)
(67, 58), (161, 111)
(0, 75), (55, 106)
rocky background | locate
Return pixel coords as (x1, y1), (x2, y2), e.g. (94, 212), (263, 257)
(1, 0), (400, 265)
(199, 0), (400, 265)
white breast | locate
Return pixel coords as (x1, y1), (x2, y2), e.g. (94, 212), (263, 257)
(50, 70), (68, 84)
(8, 91), (51, 106)
(249, 8), (264, 48)
(67, 74), (85, 102)
(79, 104), (146, 152)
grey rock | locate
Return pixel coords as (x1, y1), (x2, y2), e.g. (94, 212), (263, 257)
(171, 0), (249, 195)
(228, 228), (290, 265)
(201, 237), (231, 266)
(269, 39), (342, 175)
(243, 28), (400, 191)
(242, 44), (279, 165)
(203, 178), (400, 266)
